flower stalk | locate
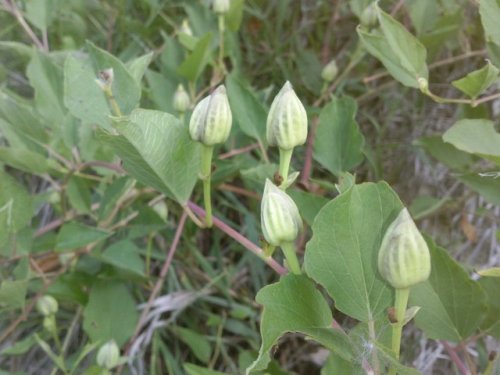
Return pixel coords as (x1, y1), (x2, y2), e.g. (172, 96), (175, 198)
(201, 145), (214, 227)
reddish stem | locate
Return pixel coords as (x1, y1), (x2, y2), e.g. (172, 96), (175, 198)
(441, 341), (469, 375)
(187, 201), (288, 275)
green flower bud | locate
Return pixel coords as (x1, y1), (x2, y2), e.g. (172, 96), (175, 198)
(179, 19), (193, 36)
(378, 208), (431, 289)
(36, 295), (58, 317)
(173, 84), (190, 113)
(97, 340), (120, 370)
(266, 81), (308, 151)
(213, 0), (230, 14)
(321, 59), (338, 82)
(189, 85), (232, 146)
(360, 2), (378, 28)
(418, 77), (429, 93)
(261, 179), (302, 246)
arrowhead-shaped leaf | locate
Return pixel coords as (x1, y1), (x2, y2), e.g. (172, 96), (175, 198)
(247, 274), (353, 374)
(452, 61), (499, 99)
(313, 96), (365, 177)
(410, 238), (487, 342)
(305, 182), (403, 322)
(98, 109), (200, 205)
(443, 119), (500, 165)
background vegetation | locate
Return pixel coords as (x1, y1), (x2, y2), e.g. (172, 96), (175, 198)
(0, 0), (499, 374)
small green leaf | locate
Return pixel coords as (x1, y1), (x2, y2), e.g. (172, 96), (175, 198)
(478, 276), (500, 337)
(66, 176), (92, 214)
(0, 89), (48, 144)
(417, 136), (474, 171)
(86, 41), (141, 114)
(83, 281), (138, 346)
(297, 49), (323, 94)
(477, 267), (500, 277)
(247, 274), (353, 374)
(479, 0), (500, 45)
(358, 5), (428, 88)
(457, 173), (500, 206)
(443, 119), (500, 165)
(55, 222), (110, 251)
(101, 240), (145, 277)
(410, 238), (487, 342)
(287, 189), (329, 226)
(1, 335), (36, 355)
(64, 42), (141, 127)
(25, 0), (57, 31)
(0, 171), (33, 250)
(406, 0), (439, 35)
(225, 0), (244, 31)
(174, 327), (212, 363)
(63, 54), (111, 128)
(184, 363), (227, 375)
(126, 52), (154, 85)
(452, 61), (499, 99)
(177, 33), (213, 82)
(98, 109), (200, 205)
(0, 280), (28, 312)
(313, 96), (365, 176)
(0, 147), (52, 174)
(226, 74), (267, 146)
(26, 51), (66, 127)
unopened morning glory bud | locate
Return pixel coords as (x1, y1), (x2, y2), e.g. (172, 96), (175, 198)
(173, 84), (190, 113)
(97, 340), (120, 370)
(321, 59), (338, 82)
(189, 85), (232, 146)
(360, 2), (378, 28)
(179, 19), (193, 36)
(36, 295), (58, 317)
(213, 0), (230, 14)
(261, 179), (302, 246)
(378, 208), (431, 289)
(266, 81), (308, 151)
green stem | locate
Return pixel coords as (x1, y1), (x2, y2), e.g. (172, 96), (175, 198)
(218, 15), (225, 74)
(146, 232), (154, 276)
(368, 319), (381, 375)
(201, 145), (214, 228)
(280, 242), (301, 275)
(389, 287), (410, 375)
(104, 87), (123, 117)
(278, 148), (293, 189)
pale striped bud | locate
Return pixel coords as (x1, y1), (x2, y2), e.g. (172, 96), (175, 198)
(261, 179), (302, 246)
(266, 81), (308, 150)
(189, 85), (232, 146)
(213, 0), (230, 14)
(36, 295), (58, 317)
(378, 208), (431, 289)
(179, 19), (193, 36)
(321, 59), (338, 82)
(97, 340), (120, 370)
(173, 84), (190, 113)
